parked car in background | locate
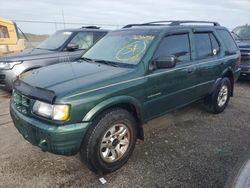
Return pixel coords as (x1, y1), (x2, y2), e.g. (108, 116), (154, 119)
(10, 21), (241, 173)
(0, 26), (109, 91)
(225, 153), (250, 188)
(232, 25), (250, 78)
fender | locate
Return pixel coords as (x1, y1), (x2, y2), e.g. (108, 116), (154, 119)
(82, 95), (143, 122)
(221, 66), (234, 78)
(209, 67), (234, 98)
(221, 67), (234, 96)
(209, 78), (222, 95)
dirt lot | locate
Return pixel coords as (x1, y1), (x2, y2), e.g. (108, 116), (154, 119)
(0, 80), (250, 188)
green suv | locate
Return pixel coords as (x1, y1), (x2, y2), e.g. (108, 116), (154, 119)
(10, 21), (241, 173)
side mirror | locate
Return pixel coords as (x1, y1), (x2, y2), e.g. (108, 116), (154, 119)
(153, 55), (177, 69)
(66, 43), (79, 51)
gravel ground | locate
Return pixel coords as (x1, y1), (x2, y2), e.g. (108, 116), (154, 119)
(0, 80), (249, 188)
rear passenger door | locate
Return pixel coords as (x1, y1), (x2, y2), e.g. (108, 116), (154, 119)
(145, 31), (200, 119)
(192, 31), (223, 97)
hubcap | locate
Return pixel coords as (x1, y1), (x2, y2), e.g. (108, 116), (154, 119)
(100, 123), (130, 163)
(217, 85), (228, 107)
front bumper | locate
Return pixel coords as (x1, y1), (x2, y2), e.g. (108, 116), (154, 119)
(239, 61), (250, 78)
(10, 103), (90, 156)
(0, 69), (17, 91)
(0, 64), (26, 91)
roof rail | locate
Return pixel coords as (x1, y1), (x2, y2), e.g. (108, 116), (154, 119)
(82, 26), (100, 29)
(123, 20), (220, 28)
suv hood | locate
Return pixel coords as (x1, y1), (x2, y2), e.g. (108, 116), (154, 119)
(21, 61), (134, 96)
(0, 48), (57, 62)
(236, 40), (250, 49)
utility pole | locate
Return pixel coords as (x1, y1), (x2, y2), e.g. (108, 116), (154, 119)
(62, 9), (65, 29)
(54, 17), (58, 31)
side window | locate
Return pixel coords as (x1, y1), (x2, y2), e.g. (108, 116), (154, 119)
(70, 32), (94, 50)
(0, 25), (9, 38)
(210, 33), (220, 53)
(216, 29), (238, 53)
(154, 34), (191, 63)
(194, 33), (212, 59)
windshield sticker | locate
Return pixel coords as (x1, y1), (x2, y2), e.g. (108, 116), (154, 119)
(115, 35), (154, 62)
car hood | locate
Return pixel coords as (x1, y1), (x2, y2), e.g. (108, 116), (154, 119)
(236, 40), (250, 49)
(21, 61), (135, 97)
(0, 48), (57, 62)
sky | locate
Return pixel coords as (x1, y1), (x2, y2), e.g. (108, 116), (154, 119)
(0, 0), (250, 34)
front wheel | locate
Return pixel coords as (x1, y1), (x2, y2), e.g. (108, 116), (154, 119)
(205, 77), (231, 114)
(80, 108), (137, 174)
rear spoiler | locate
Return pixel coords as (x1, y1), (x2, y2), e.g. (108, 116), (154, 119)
(13, 79), (56, 104)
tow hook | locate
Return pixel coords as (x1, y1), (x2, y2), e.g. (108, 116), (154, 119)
(38, 139), (48, 152)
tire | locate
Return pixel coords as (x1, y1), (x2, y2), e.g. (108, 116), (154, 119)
(205, 77), (231, 114)
(80, 108), (137, 174)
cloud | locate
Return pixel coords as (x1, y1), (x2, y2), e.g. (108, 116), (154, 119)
(0, 0), (249, 34)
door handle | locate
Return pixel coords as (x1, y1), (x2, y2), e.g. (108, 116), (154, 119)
(220, 62), (225, 66)
(187, 67), (196, 73)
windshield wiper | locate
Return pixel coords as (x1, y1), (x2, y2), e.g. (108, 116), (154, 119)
(80, 57), (95, 63)
(94, 59), (120, 67)
(35, 47), (54, 51)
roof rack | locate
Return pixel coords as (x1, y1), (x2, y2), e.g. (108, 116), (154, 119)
(82, 26), (100, 29)
(123, 20), (220, 28)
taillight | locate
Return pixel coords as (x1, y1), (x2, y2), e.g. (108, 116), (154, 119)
(237, 54), (241, 65)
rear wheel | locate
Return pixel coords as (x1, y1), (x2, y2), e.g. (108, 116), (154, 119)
(80, 108), (137, 174)
(205, 77), (231, 114)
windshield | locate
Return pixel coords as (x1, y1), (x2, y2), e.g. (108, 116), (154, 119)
(232, 26), (250, 40)
(37, 30), (72, 50)
(83, 30), (157, 65)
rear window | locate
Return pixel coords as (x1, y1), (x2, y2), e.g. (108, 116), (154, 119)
(194, 33), (212, 59)
(194, 33), (220, 60)
(210, 34), (220, 52)
(216, 29), (238, 53)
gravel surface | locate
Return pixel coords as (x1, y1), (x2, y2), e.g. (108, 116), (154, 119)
(0, 80), (249, 188)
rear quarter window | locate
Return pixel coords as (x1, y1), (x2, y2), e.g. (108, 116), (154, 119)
(216, 29), (238, 53)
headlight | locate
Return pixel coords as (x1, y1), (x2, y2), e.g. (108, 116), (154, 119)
(33, 101), (70, 121)
(0, 61), (22, 70)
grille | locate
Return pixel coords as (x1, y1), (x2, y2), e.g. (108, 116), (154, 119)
(240, 50), (250, 61)
(12, 90), (31, 115)
(241, 67), (249, 72)
(0, 74), (5, 79)
(0, 80), (5, 85)
(0, 74), (5, 85)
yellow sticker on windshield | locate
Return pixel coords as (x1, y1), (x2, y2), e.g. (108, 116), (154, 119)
(115, 35), (154, 62)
